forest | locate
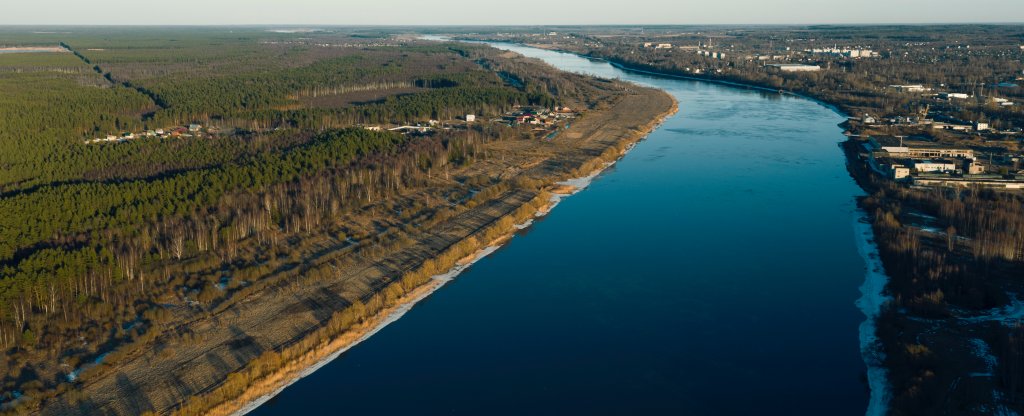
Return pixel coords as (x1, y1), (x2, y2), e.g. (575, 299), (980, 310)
(0, 28), (591, 412)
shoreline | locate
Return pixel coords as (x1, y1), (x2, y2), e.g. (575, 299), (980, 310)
(494, 41), (893, 415)
(562, 48), (896, 416)
(473, 39), (851, 119)
(227, 244), (504, 416)
(600, 59), (849, 118)
(229, 172), (597, 416)
(449, 37), (895, 414)
(853, 213), (893, 416)
(196, 89), (679, 416)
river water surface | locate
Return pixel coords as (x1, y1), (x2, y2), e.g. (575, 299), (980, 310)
(250, 41), (874, 415)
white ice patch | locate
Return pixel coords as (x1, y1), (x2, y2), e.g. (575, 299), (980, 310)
(959, 295), (1024, 326)
(969, 339), (1022, 416)
(968, 338), (997, 377)
(917, 226), (970, 242)
(555, 161), (612, 193)
(854, 214), (892, 416)
(514, 218), (535, 230)
(906, 212), (938, 221)
(66, 351), (109, 382)
(994, 391), (1023, 416)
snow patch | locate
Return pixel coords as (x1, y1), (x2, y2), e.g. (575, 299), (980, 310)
(906, 212), (938, 221)
(959, 295), (1024, 326)
(514, 218), (534, 230)
(969, 339), (1021, 415)
(66, 351), (109, 382)
(968, 338), (997, 377)
(556, 162), (612, 193)
(994, 391), (1022, 416)
(854, 214), (892, 416)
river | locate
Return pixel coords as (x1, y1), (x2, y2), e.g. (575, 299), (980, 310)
(248, 40), (879, 415)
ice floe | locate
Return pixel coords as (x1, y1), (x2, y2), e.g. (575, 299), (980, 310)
(854, 214), (892, 416)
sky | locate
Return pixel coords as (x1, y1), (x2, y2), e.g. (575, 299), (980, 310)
(2, 0), (1023, 25)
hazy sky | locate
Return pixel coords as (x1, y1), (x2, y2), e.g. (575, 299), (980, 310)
(2, 0), (1023, 25)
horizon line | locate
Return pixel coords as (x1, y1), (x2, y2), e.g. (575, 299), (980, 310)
(2, 22), (1024, 27)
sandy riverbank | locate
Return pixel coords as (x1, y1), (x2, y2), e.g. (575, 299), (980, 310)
(219, 244), (503, 416)
(188, 92), (679, 416)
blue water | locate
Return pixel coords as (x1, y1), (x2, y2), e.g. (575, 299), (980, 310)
(250, 42), (869, 415)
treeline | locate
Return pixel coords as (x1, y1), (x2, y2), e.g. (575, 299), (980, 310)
(0, 128), (408, 263)
(863, 185), (1020, 314)
(168, 189), (552, 416)
(0, 122), (513, 410)
(285, 85), (550, 129)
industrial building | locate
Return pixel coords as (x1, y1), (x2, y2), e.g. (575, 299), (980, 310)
(890, 84), (929, 93)
(767, 64), (821, 72)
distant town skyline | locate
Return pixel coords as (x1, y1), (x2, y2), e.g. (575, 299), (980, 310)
(2, 0), (1023, 25)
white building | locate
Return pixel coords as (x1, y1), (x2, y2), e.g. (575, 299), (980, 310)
(882, 146), (975, 159)
(991, 97), (1014, 106)
(768, 64), (821, 72)
(891, 164), (911, 179)
(965, 161), (986, 175)
(938, 92), (969, 99)
(890, 85), (929, 93)
(912, 161), (957, 173)
(465, 114), (476, 122)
